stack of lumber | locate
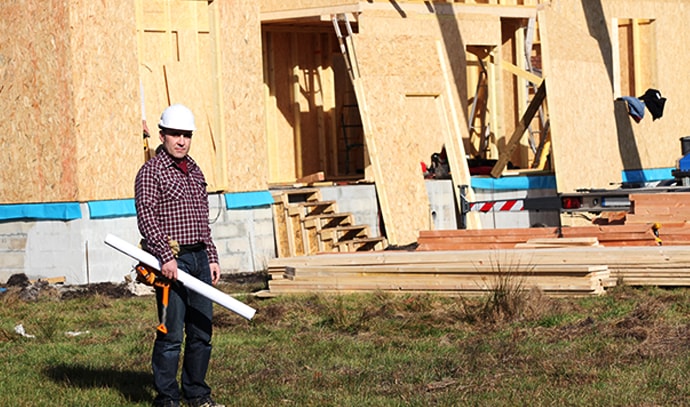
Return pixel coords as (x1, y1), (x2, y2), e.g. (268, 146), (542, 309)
(416, 224), (659, 251)
(416, 227), (560, 250)
(626, 192), (690, 224)
(266, 245), (690, 296)
(593, 192), (690, 244)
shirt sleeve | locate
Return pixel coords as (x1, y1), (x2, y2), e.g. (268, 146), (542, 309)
(134, 163), (175, 265)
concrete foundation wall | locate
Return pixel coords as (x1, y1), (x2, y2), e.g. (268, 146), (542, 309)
(0, 182), (557, 284)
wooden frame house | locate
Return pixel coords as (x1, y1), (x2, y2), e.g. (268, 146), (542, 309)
(1, 0), (689, 246)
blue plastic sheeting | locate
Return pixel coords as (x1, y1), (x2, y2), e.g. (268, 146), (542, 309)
(622, 167), (674, 184)
(87, 199), (136, 219)
(0, 202), (82, 221)
(471, 175), (557, 191)
(225, 190), (274, 209)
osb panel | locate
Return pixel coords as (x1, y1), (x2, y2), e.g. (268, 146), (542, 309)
(545, 0), (690, 180)
(357, 73), (431, 244)
(360, 7), (500, 46)
(264, 31), (299, 183)
(139, 31), (171, 153)
(355, 9), (479, 243)
(70, 0), (141, 201)
(603, 1), (688, 171)
(139, 1), (225, 192)
(404, 96), (447, 165)
(217, 0), (268, 192)
(165, 61), (223, 191)
(538, 6), (621, 193)
(0, 2), (78, 204)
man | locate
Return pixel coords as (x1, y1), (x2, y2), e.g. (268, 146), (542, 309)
(135, 103), (224, 407)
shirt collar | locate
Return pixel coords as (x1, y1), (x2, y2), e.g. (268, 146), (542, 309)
(158, 149), (196, 172)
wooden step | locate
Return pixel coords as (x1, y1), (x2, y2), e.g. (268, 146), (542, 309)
(320, 225), (370, 242)
(286, 200), (337, 218)
(304, 213), (354, 229)
(273, 188), (322, 206)
(335, 236), (388, 252)
(317, 225), (371, 253)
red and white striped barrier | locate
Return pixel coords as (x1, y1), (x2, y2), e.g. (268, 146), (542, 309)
(470, 199), (525, 213)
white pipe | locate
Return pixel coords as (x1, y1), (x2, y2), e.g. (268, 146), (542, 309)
(104, 234), (256, 320)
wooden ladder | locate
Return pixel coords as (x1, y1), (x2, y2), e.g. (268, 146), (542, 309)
(271, 188), (388, 257)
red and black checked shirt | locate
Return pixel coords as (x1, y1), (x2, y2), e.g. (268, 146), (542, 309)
(134, 151), (219, 266)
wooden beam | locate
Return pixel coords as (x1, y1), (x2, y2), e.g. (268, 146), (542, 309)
(360, 2), (537, 19)
(500, 60), (543, 87)
(490, 79), (546, 178)
(261, 5), (362, 22)
(436, 41), (481, 229)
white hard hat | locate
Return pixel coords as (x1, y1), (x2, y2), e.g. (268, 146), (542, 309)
(158, 104), (197, 132)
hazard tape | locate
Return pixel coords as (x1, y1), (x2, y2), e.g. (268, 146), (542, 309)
(470, 199), (524, 212)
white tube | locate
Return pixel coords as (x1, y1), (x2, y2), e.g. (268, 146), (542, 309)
(104, 234), (256, 320)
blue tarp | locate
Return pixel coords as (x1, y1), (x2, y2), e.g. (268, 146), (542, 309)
(471, 175), (557, 190)
(87, 199), (136, 219)
(0, 202), (82, 221)
(622, 167), (674, 184)
(225, 191), (274, 209)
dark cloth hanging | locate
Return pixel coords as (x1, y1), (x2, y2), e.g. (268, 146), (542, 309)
(639, 88), (667, 120)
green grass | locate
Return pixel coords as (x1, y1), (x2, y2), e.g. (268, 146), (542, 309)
(2, 282), (690, 406)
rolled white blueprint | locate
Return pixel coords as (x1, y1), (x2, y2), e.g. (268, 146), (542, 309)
(104, 234), (256, 320)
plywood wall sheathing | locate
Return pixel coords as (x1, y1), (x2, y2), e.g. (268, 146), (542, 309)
(541, 0), (690, 192)
(72, 0), (140, 201)
(538, 5), (620, 193)
(0, 1), (140, 204)
(351, 4), (507, 242)
(138, 0), (228, 192)
(217, 0), (269, 193)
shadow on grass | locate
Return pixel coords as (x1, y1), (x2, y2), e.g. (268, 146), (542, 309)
(44, 363), (154, 403)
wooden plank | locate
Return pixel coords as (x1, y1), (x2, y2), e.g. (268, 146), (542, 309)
(500, 60), (543, 86)
(419, 227), (560, 238)
(268, 245), (690, 269)
(436, 41), (481, 229)
(286, 263), (608, 276)
(515, 237), (600, 248)
(271, 201), (291, 258)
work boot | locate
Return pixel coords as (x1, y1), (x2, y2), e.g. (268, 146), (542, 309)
(185, 397), (225, 407)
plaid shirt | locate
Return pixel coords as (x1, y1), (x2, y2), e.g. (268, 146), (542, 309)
(135, 151), (219, 266)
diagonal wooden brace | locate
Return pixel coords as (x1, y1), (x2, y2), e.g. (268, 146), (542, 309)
(490, 80), (547, 178)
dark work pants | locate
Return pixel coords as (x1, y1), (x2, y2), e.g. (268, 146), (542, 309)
(152, 250), (213, 405)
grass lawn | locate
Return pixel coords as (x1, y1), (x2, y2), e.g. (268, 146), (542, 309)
(2, 278), (690, 406)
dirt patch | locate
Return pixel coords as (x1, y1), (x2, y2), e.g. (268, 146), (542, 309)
(1, 272), (269, 303)
(60, 282), (135, 300)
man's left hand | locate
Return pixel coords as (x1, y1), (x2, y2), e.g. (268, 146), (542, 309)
(210, 262), (221, 285)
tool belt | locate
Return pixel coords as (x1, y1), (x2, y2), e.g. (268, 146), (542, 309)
(178, 242), (206, 255)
